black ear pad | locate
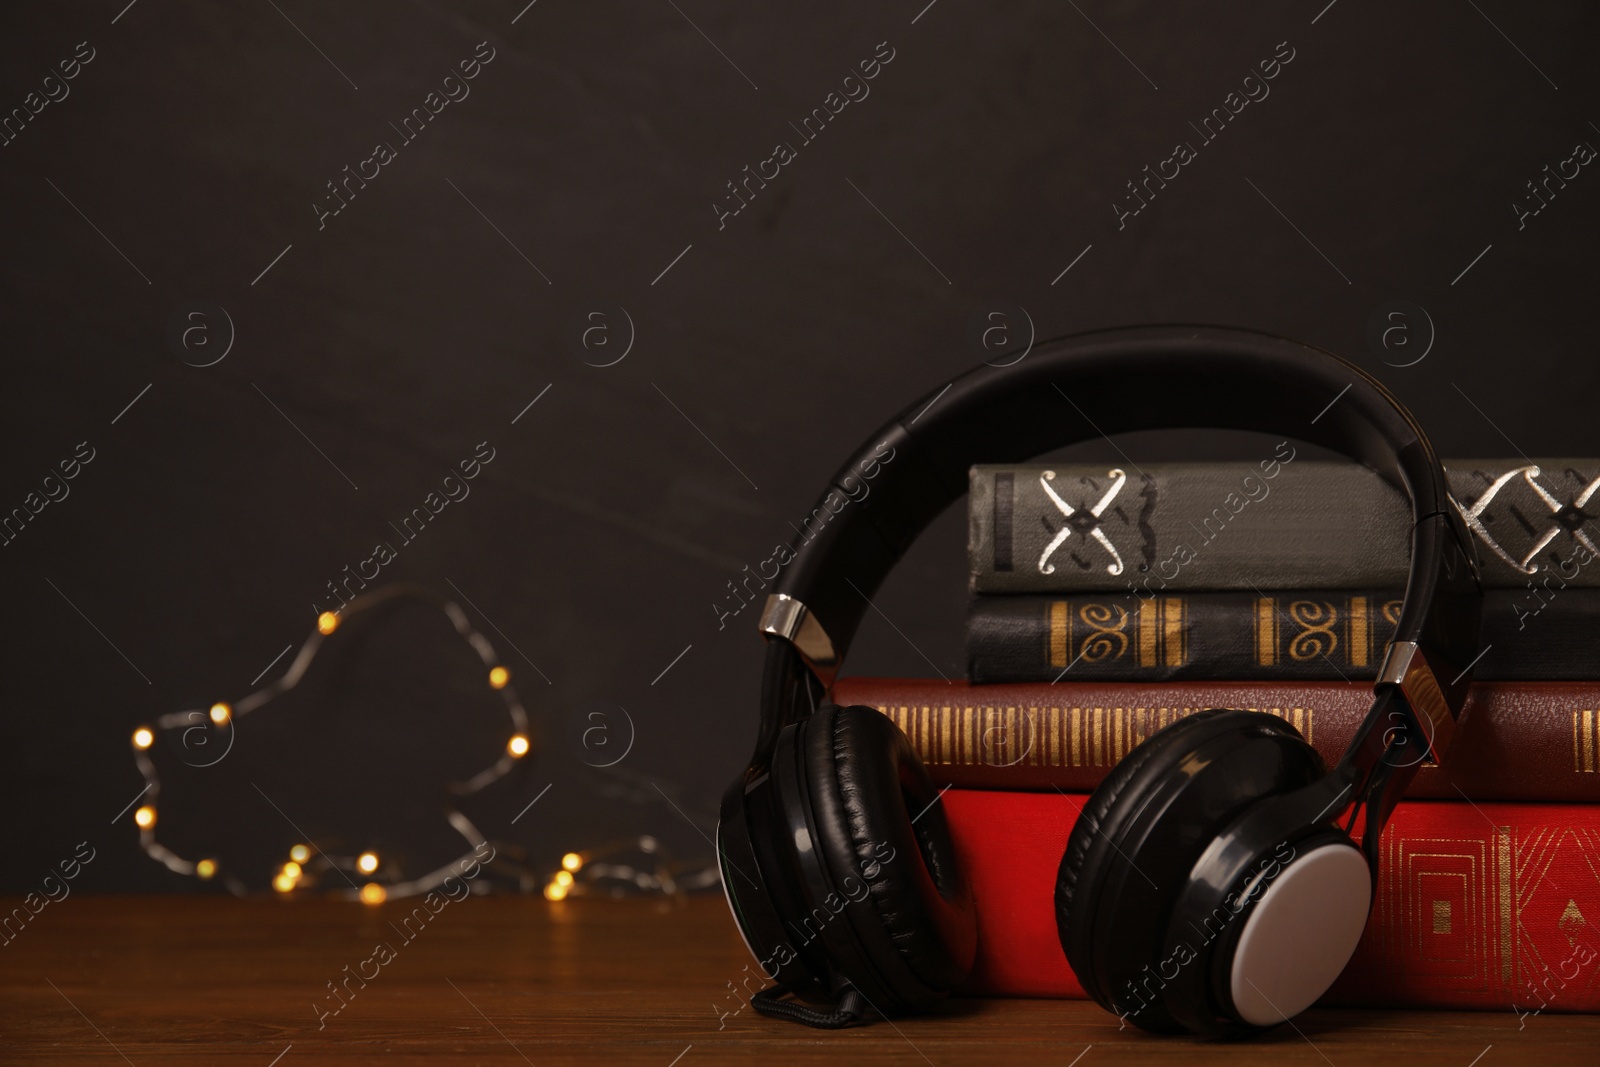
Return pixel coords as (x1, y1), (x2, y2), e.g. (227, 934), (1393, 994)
(798, 703), (977, 1012)
(1055, 709), (1324, 1032)
(1056, 710), (1231, 938)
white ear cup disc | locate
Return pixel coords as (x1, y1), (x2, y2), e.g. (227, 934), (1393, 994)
(1229, 842), (1371, 1026)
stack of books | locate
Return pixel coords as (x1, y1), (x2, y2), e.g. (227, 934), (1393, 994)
(838, 457), (1600, 1012)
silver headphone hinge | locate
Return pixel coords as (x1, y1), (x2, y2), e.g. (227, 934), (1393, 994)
(759, 594), (840, 687)
(1376, 640), (1457, 765)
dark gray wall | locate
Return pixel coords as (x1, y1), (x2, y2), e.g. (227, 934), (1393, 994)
(4, 0), (1597, 892)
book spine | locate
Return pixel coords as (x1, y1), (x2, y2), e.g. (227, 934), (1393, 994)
(968, 459), (1600, 592)
(945, 789), (1600, 1011)
(966, 589), (1600, 683)
(830, 677), (1600, 802)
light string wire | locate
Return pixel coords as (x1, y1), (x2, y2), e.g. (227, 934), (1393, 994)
(544, 836), (720, 901)
(125, 583), (718, 903)
(126, 584), (534, 901)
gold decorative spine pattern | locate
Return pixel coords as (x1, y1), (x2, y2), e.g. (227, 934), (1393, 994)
(1046, 596), (1187, 671)
(1576, 710), (1597, 773)
(1496, 827), (1513, 987)
(1256, 597), (1277, 666)
(1049, 601), (1069, 669)
(1250, 596), (1403, 668)
(873, 703), (1315, 768)
(1138, 598), (1159, 668)
(1350, 596), (1370, 667)
(1163, 598), (1185, 667)
(1360, 822), (1600, 999)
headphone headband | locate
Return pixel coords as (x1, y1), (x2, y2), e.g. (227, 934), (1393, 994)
(751, 325), (1482, 781)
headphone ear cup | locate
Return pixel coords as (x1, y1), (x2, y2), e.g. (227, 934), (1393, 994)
(799, 703), (977, 1011)
(1056, 711), (1217, 934)
(1056, 709), (1323, 1032)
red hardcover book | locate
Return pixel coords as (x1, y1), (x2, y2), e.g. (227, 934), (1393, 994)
(830, 678), (1600, 802)
(944, 789), (1600, 1012)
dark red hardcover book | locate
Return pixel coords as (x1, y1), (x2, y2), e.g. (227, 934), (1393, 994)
(830, 678), (1600, 803)
(944, 788), (1600, 1012)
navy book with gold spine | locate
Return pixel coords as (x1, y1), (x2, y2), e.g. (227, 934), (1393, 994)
(965, 590), (1600, 683)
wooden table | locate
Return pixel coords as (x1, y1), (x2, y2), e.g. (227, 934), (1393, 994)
(3, 895), (1593, 1065)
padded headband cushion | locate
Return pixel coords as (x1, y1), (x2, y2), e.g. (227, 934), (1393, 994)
(802, 704), (977, 1009)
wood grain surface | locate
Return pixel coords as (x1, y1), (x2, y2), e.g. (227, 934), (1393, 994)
(1, 895), (1594, 1065)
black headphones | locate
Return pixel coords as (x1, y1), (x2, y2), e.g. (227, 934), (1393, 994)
(717, 325), (1482, 1036)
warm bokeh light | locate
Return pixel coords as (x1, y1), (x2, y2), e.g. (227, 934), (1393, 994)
(561, 852), (583, 872)
(114, 583), (559, 902)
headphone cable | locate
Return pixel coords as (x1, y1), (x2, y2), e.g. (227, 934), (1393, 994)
(750, 984), (868, 1029)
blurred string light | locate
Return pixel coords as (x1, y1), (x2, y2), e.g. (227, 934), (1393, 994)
(123, 583), (720, 904)
(540, 836), (720, 901)
(123, 585), (535, 900)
